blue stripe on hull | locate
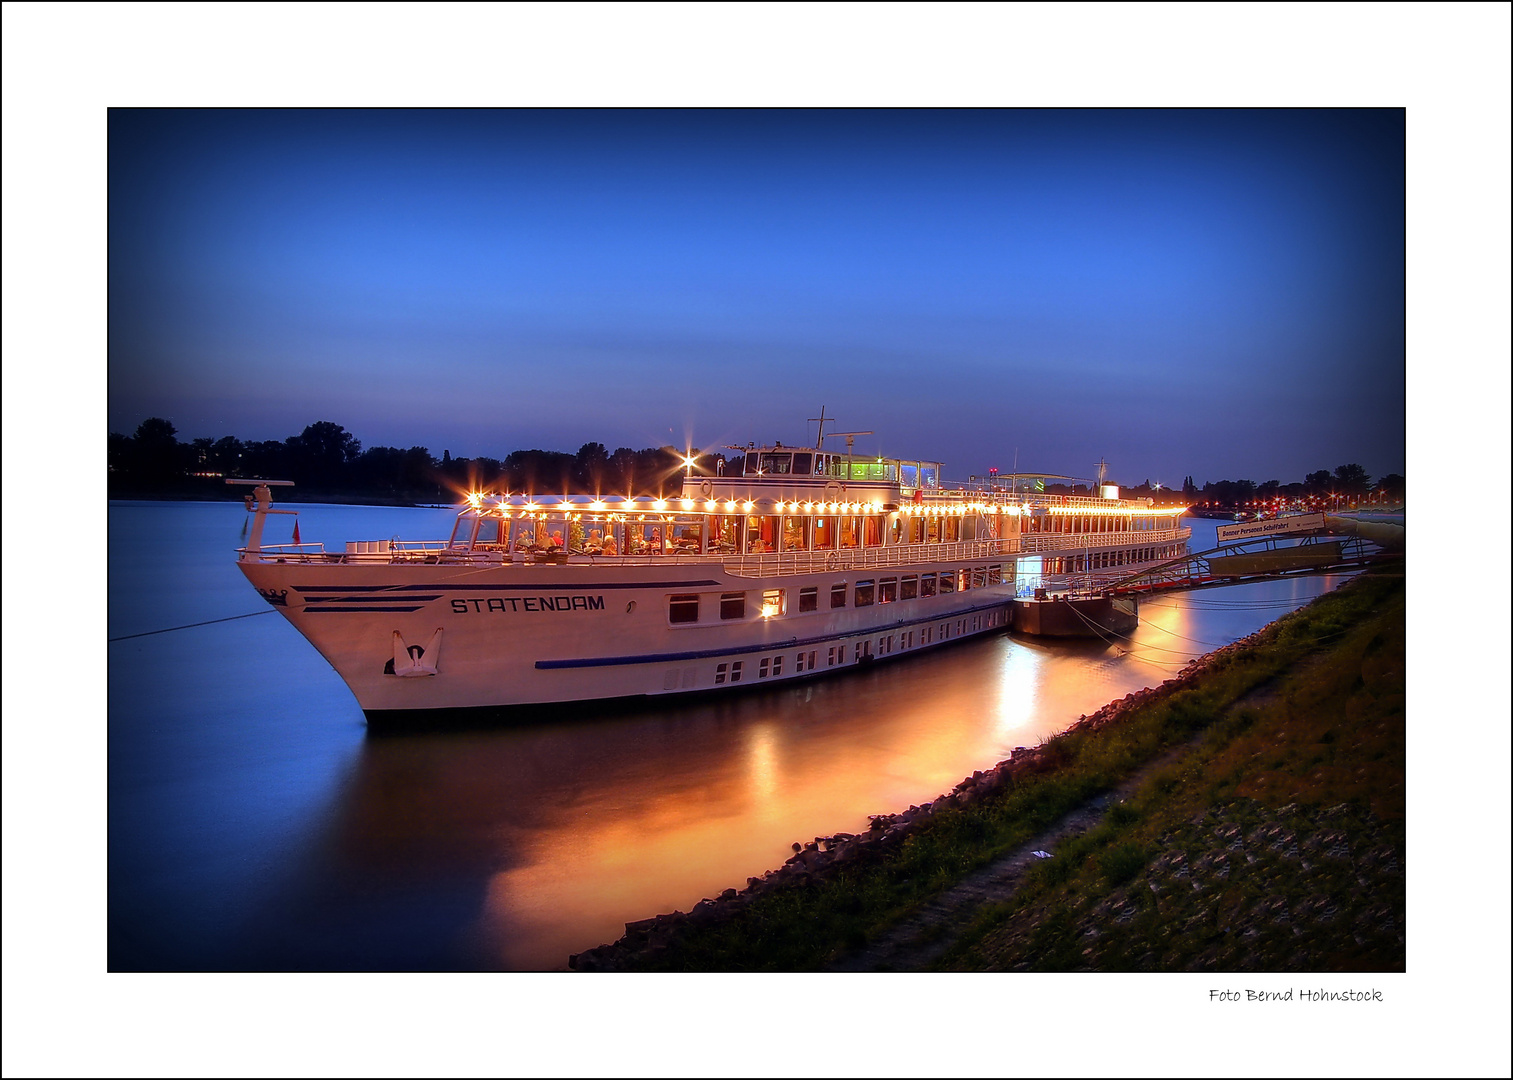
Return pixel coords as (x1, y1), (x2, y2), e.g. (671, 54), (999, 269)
(535, 597), (1010, 669)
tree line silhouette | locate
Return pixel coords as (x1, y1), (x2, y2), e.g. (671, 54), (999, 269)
(108, 418), (719, 503)
(108, 417), (1403, 508)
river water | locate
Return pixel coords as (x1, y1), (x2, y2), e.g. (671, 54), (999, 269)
(108, 501), (1356, 970)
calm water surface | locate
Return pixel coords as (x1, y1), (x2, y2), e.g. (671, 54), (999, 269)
(108, 501), (1354, 970)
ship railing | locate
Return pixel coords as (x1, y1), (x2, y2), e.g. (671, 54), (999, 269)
(1015, 526), (1191, 553)
(719, 538), (1014, 578)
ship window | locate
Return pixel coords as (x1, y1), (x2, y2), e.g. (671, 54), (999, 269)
(730, 661), (743, 682)
(761, 589), (786, 617)
(759, 658), (770, 678)
(448, 516), (477, 549)
(798, 586), (818, 612)
(668, 594), (700, 624)
(745, 452), (760, 475)
(746, 515), (778, 553)
(921, 466), (939, 489)
(720, 592), (746, 620)
(830, 582), (847, 608)
(901, 574), (918, 600)
(902, 464), (918, 488)
(920, 572), (937, 597)
(715, 663), (728, 684)
(854, 580), (875, 607)
(781, 515), (807, 552)
(475, 518), (501, 545)
(939, 571), (955, 593)
(791, 452), (812, 475)
(879, 577), (898, 603)
(760, 453), (792, 475)
(772, 655), (783, 676)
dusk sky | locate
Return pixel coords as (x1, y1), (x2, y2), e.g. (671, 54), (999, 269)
(109, 108), (1404, 487)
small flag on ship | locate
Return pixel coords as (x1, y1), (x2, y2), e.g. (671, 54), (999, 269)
(293, 520), (301, 545)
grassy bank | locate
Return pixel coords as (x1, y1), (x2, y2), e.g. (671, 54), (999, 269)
(590, 561), (1404, 972)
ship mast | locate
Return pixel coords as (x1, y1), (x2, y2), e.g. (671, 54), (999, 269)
(808, 406), (831, 450)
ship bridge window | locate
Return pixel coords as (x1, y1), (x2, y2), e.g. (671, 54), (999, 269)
(791, 452), (813, 475)
(901, 464), (918, 489)
(760, 453), (792, 474)
(668, 594), (700, 624)
(745, 452), (760, 475)
(475, 517), (502, 546)
(448, 515), (477, 549)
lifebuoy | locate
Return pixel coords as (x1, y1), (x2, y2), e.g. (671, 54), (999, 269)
(824, 481), (842, 502)
(826, 551), (840, 570)
(699, 479), (713, 498)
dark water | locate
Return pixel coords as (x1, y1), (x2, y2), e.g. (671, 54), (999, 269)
(108, 502), (1355, 970)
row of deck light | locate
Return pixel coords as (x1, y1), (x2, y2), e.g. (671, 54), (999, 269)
(466, 493), (1074, 518)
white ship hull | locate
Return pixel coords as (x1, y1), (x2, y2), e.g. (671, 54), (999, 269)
(239, 554), (1018, 719)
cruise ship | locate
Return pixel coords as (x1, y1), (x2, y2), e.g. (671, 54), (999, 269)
(233, 433), (1190, 722)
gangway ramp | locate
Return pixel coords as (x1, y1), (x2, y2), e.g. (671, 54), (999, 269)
(1103, 519), (1388, 595)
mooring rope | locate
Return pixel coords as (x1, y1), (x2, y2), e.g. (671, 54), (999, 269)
(108, 609), (275, 642)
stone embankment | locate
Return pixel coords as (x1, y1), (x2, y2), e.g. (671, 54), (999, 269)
(569, 620), (1290, 972)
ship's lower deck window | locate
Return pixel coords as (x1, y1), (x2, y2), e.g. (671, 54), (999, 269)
(798, 586), (818, 612)
(759, 658), (769, 678)
(720, 592), (746, 619)
(761, 589), (786, 617)
(668, 594), (700, 624)
(901, 575), (918, 600)
(939, 572), (955, 594)
(715, 662), (727, 683)
(831, 582), (848, 608)
(879, 577), (898, 603)
(920, 573), (937, 597)
(854, 580), (875, 607)
(827, 646), (839, 666)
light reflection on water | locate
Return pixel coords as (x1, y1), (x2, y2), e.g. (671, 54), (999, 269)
(108, 502), (1354, 970)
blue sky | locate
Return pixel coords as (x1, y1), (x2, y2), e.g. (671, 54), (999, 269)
(109, 108), (1405, 486)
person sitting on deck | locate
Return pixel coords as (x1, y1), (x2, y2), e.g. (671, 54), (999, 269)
(549, 530), (565, 548)
(600, 533), (618, 555)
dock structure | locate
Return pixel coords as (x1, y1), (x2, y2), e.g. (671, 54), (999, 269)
(1102, 523), (1388, 595)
